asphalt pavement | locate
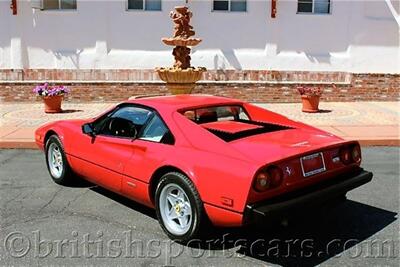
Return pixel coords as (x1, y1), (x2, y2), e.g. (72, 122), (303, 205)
(0, 148), (399, 266)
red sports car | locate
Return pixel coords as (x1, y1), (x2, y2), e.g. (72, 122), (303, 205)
(35, 95), (373, 243)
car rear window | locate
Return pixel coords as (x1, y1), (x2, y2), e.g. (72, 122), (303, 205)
(181, 105), (250, 123)
(180, 105), (292, 142)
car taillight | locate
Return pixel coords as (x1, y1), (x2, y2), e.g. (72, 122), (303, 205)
(253, 171), (270, 192)
(267, 166), (283, 187)
(351, 144), (362, 164)
(340, 147), (352, 164)
(253, 166), (283, 192)
(340, 144), (362, 165)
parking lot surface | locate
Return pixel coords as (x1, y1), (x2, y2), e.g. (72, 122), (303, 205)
(0, 148), (398, 266)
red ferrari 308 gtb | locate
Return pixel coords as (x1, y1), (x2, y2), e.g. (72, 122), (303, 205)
(35, 95), (373, 243)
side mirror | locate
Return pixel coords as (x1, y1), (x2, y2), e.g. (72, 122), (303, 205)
(82, 123), (95, 137)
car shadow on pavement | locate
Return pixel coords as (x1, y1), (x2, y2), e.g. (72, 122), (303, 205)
(85, 184), (397, 267)
(203, 199), (397, 267)
(64, 175), (96, 188)
(90, 186), (157, 219)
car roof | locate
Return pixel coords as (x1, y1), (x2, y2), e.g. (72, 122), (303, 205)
(126, 94), (244, 111)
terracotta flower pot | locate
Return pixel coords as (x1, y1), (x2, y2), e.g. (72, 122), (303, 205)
(43, 95), (63, 113)
(301, 95), (320, 113)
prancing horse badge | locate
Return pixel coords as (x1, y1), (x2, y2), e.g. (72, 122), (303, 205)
(285, 166), (292, 176)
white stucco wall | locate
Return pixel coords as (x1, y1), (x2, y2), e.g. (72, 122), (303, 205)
(0, 0), (399, 73)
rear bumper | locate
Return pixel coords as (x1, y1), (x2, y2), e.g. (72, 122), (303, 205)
(244, 169), (373, 224)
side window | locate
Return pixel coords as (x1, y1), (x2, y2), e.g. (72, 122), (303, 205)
(32, 0), (77, 10)
(213, 0), (247, 12)
(297, 0), (330, 14)
(127, 0), (161, 11)
(94, 106), (153, 138)
(140, 114), (170, 143)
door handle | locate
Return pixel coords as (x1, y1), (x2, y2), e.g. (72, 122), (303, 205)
(131, 144), (147, 152)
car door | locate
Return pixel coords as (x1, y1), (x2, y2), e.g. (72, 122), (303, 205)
(121, 112), (176, 205)
(69, 105), (153, 192)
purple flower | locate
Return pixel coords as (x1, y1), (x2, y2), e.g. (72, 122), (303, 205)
(33, 83), (69, 97)
(297, 86), (323, 96)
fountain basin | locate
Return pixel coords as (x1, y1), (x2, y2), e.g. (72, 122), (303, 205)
(162, 38), (202, 47)
(156, 67), (206, 94)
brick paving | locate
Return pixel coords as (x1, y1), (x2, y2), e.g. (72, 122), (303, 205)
(0, 101), (398, 148)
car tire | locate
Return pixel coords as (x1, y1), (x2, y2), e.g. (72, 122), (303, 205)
(155, 172), (206, 243)
(45, 135), (74, 185)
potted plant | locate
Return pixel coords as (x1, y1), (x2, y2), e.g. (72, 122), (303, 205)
(297, 86), (323, 113)
(33, 83), (69, 113)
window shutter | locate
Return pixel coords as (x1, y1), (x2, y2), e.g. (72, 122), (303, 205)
(31, 0), (44, 9)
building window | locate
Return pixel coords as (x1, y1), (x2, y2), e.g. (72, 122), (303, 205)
(128, 0), (161, 11)
(213, 0), (247, 12)
(297, 0), (330, 14)
(42, 0), (77, 10)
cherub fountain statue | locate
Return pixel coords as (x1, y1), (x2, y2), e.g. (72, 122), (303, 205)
(156, 4), (206, 94)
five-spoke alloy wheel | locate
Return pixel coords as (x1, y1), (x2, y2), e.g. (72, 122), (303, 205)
(45, 135), (74, 185)
(159, 183), (193, 235)
(155, 172), (206, 243)
(48, 142), (64, 179)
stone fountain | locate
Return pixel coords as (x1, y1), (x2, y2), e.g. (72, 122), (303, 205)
(156, 5), (206, 95)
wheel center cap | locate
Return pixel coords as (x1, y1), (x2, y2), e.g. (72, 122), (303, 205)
(175, 205), (181, 213)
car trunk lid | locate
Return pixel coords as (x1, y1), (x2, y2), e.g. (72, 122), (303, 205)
(228, 127), (343, 164)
